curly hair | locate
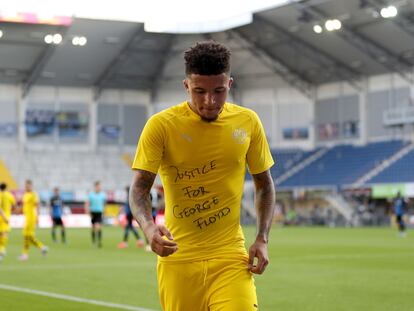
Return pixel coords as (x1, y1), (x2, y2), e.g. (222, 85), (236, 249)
(184, 41), (231, 76)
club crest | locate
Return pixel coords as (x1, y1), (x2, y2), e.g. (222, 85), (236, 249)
(232, 128), (247, 144)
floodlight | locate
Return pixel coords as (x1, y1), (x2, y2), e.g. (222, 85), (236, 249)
(313, 24), (323, 33)
(52, 33), (62, 44)
(380, 5), (398, 18)
(44, 34), (53, 44)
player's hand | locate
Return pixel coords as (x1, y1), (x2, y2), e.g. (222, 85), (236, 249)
(144, 224), (178, 257)
(248, 238), (269, 274)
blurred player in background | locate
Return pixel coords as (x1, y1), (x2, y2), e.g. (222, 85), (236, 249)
(0, 182), (16, 261)
(50, 187), (66, 243)
(117, 186), (145, 249)
(393, 192), (407, 237)
(85, 181), (106, 248)
(19, 180), (48, 261)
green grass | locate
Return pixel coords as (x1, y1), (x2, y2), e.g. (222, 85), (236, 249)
(0, 226), (413, 310)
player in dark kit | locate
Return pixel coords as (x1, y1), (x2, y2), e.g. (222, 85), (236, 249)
(393, 192), (407, 237)
(50, 187), (66, 243)
(118, 186), (145, 249)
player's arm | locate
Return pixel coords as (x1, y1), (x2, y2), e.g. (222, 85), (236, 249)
(130, 169), (177, 257)
(35, 195), (40, 212)
(0, 208), (8, 223)
(49, 198), (53, 216)
(248, 169), (275, 274)
(103, 194), (107, 213)
(84, 196), (90, 215)
(35, 195), (41, 224)
(11, 197), (17, 217)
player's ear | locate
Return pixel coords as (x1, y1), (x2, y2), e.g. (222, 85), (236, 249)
(228, 76), (234, 89)
(183, 78), (190, 92)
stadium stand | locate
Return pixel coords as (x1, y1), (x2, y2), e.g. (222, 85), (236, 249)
(245, 148), (318, 181)
(0, 150), (131, 192)
(3, 140), (412, 193)
(367, 146), (414, 184)
(279, 140), (408, 188)
(271, 149), (318, 179)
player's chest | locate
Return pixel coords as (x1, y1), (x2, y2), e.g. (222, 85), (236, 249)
(23, 195), (35, 205)
(164, 123), (251, 165)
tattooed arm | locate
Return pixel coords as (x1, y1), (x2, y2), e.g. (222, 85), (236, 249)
(248, 170), (275, 274)
(129, 169), (178, 256)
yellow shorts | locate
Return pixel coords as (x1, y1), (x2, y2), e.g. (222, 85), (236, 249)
(157, 257), (258, 311)
(0, 220), (10, 233)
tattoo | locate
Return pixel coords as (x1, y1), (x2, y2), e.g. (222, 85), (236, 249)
(129, 169), (157, 230)
(252, 170), (275, 243)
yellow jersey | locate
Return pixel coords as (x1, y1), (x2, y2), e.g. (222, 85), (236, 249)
(23, 191), (39, 222)
(132, 102), (274, 262)
(0, 191), (16, 226)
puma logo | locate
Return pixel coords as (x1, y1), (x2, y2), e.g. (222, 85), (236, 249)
(253, 303), (258, 308)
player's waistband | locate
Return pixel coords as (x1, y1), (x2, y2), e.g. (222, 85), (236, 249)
(157, 242), (248, 264)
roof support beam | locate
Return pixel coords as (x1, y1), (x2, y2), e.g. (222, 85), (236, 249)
(93, 25), (146, 100)
(255, 15), (363, 90)
(371, 0), (414, 42)
(228, 29), (315, 98)
(22, 26), (67, 98)
(100, 74), (154, 90)
(296, 3), (413, 83)
(149, 35), (176, 103)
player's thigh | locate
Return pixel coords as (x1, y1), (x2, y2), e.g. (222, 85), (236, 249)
(157, 260), (208, 311)
(208, 258), (258, 311)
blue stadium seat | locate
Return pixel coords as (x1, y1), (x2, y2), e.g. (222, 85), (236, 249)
(367, 147), (414, 183)
(279, 140), (405, 188)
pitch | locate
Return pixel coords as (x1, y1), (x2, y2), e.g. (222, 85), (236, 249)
(0, 226), (412, 310)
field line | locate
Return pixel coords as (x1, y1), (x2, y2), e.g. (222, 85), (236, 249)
(0, 283), (157, 311)
(0, 261), (154, 271)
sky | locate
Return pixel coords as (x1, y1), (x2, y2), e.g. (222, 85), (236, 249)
(0, 0), (298, 32)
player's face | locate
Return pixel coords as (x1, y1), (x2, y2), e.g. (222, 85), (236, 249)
(184, 73), (233, 122)
(25, 182), (32, 192)
(95, 184), (101, 192)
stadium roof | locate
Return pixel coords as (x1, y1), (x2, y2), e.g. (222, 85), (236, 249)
(0, 0), (413, 98)
(0, 0), (297, 33)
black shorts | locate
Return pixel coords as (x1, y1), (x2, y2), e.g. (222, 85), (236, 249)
(52, 217), (63, 226)
(91, 212), (103, 225)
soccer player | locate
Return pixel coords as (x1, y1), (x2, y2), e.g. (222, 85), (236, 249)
(50, 187), (66, 243)
(85, 181), (106, 248)
(393, 192), (407, 237)
(117, 186), (145, 249)
(19, 180), (48, 261)
(130, 41), (275, 310)
(0, 182), (16, 261)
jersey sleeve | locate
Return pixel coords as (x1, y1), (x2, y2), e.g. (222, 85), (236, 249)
(132, 114), (165, 174)
(246, 110), (274, 175)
